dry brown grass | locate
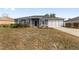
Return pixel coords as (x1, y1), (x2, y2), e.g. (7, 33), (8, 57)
(0, 28), (79, 50)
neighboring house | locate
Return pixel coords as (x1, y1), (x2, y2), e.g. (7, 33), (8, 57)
(14, 14), (64, 28)
(0, 16), (15, 25)
(65, 17), (79, 28)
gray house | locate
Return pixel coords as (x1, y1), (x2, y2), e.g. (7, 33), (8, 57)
(65, 17), (79, 28)
(14, 14), (64, 28)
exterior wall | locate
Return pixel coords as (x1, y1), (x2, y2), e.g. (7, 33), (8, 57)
(15, 18), (64, 28)
(48, 19), (64, 28)
(29, 18), (48, 27)
(0, 20), (15, 25)
(65, 22), (79, 28)
(15, 19), (29, 24)
(0, 17), (15, 25)
(65, 23), (72, 27)
(39, 18), (48, 27)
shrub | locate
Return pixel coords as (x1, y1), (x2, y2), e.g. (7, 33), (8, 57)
(10, 23), (30, 28)
(0, 23), (30, 28)
(10, 24), (18, 28)
(3, 25), (9, 28)
(0, 24), (10, 28)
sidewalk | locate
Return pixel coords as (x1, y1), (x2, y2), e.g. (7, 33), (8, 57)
(54, 27), (79, 37)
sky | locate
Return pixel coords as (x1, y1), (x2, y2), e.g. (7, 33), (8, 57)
(0, 8), (79, 19)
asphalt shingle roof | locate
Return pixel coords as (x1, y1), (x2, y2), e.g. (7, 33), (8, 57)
(15, 15), (64, 20)
(65, 16), (79, 23)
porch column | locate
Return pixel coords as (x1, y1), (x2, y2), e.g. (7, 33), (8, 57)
(39, 19), (41, 27)
(71, 23), (74, 28)
(29, 19), (32, 27)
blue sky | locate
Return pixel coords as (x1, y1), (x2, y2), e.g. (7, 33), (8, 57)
(0, 8), (79, 19)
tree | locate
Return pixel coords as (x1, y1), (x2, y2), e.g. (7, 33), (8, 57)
(50, 13), (56, 18)
(44, 14), (49, 17)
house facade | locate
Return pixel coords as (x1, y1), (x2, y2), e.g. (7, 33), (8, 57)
(14, 14), (64, 28)
(0, 16), (15, 25)
(65, 17), (79, 28)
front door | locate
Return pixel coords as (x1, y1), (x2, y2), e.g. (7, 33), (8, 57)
(32, 18), (39, 27)
(35, 20), (38, 26)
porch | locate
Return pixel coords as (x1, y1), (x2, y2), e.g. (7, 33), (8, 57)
(30, 18), (40, 27)
(65, 22), (79, 28)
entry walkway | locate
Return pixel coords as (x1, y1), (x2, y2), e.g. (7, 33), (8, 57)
(54, 27), (79, 37)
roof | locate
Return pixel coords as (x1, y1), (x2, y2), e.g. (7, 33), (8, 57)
(15, 15), (64, 20)
(14, 15), (29, 19)
(0, 16), (14, 21)
(65, 16), (79, 23)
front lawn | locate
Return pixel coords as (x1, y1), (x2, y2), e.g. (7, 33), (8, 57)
(0, 28), (79, 50)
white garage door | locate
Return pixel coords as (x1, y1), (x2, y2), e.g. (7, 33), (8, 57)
(48, 20), (63, 28)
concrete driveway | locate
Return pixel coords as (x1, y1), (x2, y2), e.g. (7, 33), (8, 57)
(54, 27), (79, 37)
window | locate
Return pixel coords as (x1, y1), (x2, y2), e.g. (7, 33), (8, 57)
(20, 19), (26, 24)
(25, 19), (29, 24)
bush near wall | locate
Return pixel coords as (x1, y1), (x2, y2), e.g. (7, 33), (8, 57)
(0, 24), (10, 28)
(0, 23), (30, 28)
(10, 23), (30, 28)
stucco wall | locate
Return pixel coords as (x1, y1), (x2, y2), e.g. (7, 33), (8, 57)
(0, 20), (15, 25)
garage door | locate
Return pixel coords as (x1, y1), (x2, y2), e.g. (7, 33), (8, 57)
(48, 20), (63, 27)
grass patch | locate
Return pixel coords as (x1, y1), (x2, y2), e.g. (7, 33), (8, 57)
(0, 28), (79, 50)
